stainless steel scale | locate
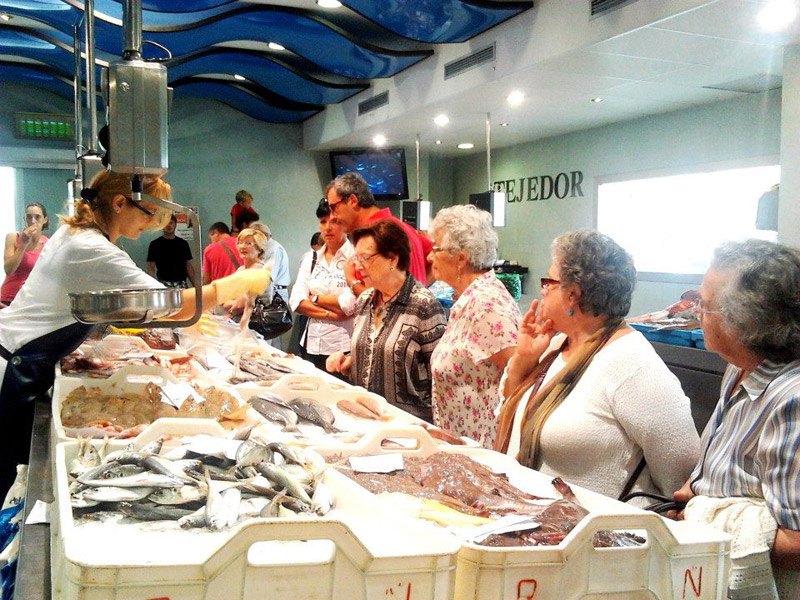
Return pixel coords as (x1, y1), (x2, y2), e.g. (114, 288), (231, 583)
(69, 0), (202, 328)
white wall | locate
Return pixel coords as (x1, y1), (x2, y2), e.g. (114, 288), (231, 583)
(450, 90), (783, 316)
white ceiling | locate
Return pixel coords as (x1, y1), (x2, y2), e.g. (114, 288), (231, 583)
(304, 0), (800, 155)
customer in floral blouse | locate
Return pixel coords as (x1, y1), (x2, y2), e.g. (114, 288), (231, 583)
(428, 205), (520, 447)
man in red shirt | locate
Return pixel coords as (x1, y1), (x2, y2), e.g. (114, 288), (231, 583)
(325, 173), (430, 293)
(202, 222), (243, 284)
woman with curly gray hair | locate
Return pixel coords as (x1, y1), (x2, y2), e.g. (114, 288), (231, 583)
(428, 205), (520, 447)
(671, 240), (800, 587)
(495, 229), (699, 502)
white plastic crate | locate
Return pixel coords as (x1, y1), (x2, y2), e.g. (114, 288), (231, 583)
(51, 364), (261, 447)
(316, 426), (732, 600)
(52, 439), (459, 600)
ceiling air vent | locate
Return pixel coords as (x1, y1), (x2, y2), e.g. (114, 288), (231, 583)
(591, 0), (638, 17)
(444, 43), (495, 80)
(358, 91), (389, 116)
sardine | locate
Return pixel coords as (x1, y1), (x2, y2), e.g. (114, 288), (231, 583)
(178, 506), (207, 529)
(236, 440), (270, 468)
(289, 398), (338, 432)
(139, 437), (164, 457)
(81, 472), (184, 489)
(69, 439), (102, 477)
(311, 481), (334, 516)
(76, 461), (122, 483)
(143, 456), (199, 484)
(149, 484), (208, 505)
(255, 463), (312, 504)
(266, 442), (307, 467)
(260, 490), (288, 518)
(80, 486), (155, 503)
(118, 502), (196, 521)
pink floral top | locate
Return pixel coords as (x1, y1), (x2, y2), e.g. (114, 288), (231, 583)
(431, 271), (520, 448)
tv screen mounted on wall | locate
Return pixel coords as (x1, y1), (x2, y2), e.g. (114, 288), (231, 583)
(329, 148), (409, 200)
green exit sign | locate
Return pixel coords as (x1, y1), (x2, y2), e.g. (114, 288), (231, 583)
(15, 112), (74, 141)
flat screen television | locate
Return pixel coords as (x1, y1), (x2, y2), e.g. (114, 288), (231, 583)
(329, 148), (409, 200)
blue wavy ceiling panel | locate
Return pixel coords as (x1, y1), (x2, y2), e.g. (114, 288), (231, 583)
(0, 0), (532, 123)
(0, 62), (104, 109)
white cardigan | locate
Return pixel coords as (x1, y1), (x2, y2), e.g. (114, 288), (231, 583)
(504, 331), (701, 500)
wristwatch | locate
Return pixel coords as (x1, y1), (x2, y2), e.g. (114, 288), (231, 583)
(312, 294), (319, 304)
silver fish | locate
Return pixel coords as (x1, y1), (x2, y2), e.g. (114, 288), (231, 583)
(81, 472), (183, 489)
(76, 461), (122, 483)
(149, 484), (208, 505)
(178, 506), (207, 529)
(289, 397), (338, 433)
(256, 463), (312, 504)
(236, 440), (270, 468)
(248, 396), (299, 429)
(80, 486), (155, 503)
(143, 456), (199, 485)
(138, 437), (164, 457)
(260, 490), (288, 518)
(118, 502), (195, 521)
(267, 442), (307, 467)
(311, 481), (334, 516)
(69, 439), (102, 477)
(214, 487), (241, 530)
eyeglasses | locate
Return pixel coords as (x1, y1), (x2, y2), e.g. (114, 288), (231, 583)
(540, 277), (561, 290)
(692, 302), (721, 317)
(127, 198), (156, 218)
(430, 245), (452, 254)
(354, 252), (380, 265)
(237, 240), (257, 248)
(325, 197), (344, 213)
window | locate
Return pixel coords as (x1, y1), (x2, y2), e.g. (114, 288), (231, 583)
(0, 167), (15, 237)
(597, 164), (780, 279)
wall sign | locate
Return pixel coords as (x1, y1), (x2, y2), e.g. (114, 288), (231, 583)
(494, 171), (585, 202)
(175, 206), (199, 241)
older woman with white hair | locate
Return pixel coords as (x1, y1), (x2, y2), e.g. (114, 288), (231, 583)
(428, 204), (521, 447)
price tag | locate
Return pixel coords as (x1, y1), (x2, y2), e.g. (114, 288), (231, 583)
(349, 453), (404, 474)
(466, 515), (542, 543)
(161, 381), (204, 408)
(206, 349), (232, 371)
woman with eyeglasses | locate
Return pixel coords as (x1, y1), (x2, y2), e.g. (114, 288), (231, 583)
(495, 229), (699, 503)
(221, 227), (270, 317)
(326, 220), (446, 421)
(1, 203), (50, 307)
(427, 205), (520, 448)
(0, 170), (270, 499)
(289, 199), (355, 372)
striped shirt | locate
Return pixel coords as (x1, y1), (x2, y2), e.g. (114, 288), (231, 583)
(690, 359), (800, 529)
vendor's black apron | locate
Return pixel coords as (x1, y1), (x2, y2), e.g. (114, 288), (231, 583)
(0, 322), (94, 497)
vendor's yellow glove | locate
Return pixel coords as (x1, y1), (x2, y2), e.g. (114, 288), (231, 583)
(212, 268), (271, 304)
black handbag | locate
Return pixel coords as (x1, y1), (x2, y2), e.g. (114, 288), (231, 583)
(248, 292), (293, 340)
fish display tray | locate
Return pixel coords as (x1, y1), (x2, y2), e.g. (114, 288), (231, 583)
(237, 374), (458, 450)
(630, 323), (698, 347)
(51, 439), (459, 600)
(315, 426), (731, 600)
(51, 364), (262, 448)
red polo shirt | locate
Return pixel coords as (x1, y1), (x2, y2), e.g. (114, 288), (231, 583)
(366, 208), (429, 283)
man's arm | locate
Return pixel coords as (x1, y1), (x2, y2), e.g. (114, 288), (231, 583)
(146, 261), (157, 278)
(185, 260), (196, 286)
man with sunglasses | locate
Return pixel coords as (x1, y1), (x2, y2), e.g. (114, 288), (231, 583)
(324, 172), (432, 290)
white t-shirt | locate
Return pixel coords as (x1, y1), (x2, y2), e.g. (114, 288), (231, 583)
(0, 225), (160, 360)
(288, 241), (356, 355)
(503, 331), (700, 499)
(264, 239), (290, 303)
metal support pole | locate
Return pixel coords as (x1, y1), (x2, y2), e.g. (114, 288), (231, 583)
(415, 133), (421, 201)
(84, 0), (98, 152)
(72, 25), (84, 182)
(123, 0), (143, 59)
(486, 112), (492, 192)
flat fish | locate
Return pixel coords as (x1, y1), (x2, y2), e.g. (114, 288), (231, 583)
(337, 399), (381, 421)
(289, 397), (338, 433)
(249, 396), (299, 429)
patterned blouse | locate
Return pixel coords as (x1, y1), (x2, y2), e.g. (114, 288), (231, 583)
(350, 275), (447, 421)
(431, 270), (520, 447)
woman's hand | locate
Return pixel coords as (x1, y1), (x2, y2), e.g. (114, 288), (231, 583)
(326, 352), (352, 375)
(516, 299), (555, 363)
(20, 224), (40, 249)
(666, 478), (696, 520)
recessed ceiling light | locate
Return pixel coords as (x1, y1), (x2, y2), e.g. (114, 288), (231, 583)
(435, 139), (442, 145)
(267, 42), (285, 51)
(500, 122), (509, 127)
(457, 142), (474, 150)
(317, 0), (342, 7)
(758, 0), (798, 31)
(433, 114), (449, 127)
(591, 97), (604, 103)
(0, 13), (12, 21)
(233, 74), (246, 81)
(506, 90), (525, 106)
(373, 134), (387, 147)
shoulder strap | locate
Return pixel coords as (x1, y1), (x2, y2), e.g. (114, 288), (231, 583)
(301, 250), (319, 352)
(310, 249), (318, 274)
(618, 457), (647, 501)
(219, 240), (241, 268)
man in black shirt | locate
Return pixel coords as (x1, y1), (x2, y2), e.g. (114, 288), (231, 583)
(146, 215), (196, 288)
